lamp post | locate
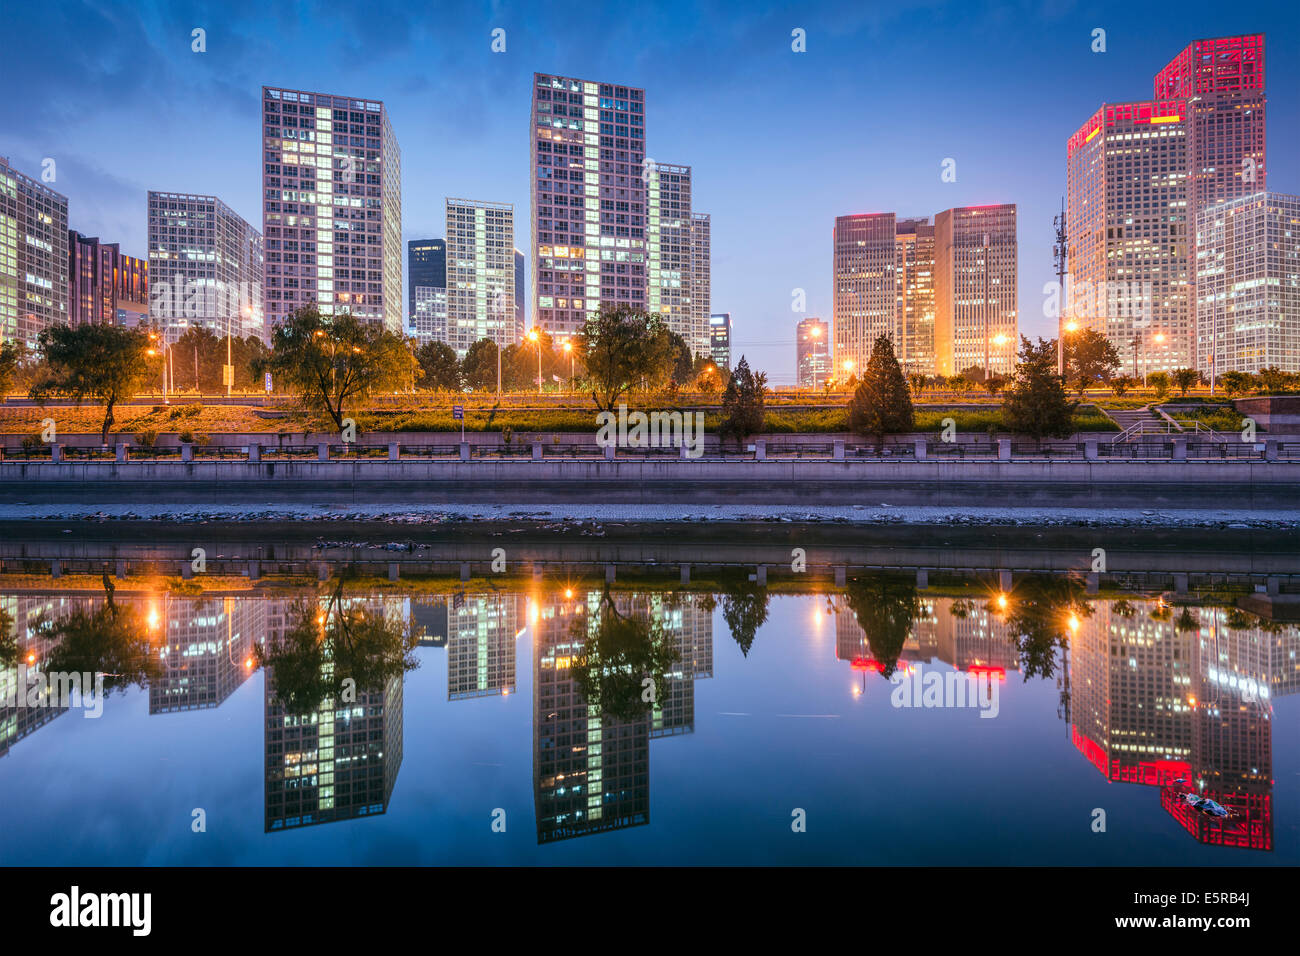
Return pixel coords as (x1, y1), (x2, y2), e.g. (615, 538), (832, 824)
(809, 323), (822, 391)
(1132, 331), (1166, 387)
(842, 358), (854, 389)
(563, 340), (573, 391)
(527, 328), (542, 395)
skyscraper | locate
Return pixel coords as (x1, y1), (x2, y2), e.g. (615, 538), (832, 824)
(894, 218), (936, 375)
(261, 87), (402, 333)
(514, 248), (526, 340)
(68, 232), (148, 328)
(796, 317), (829, 388)
(709, 312), (731, 369)
(934, 204), (1018, 377)
(530, 73), (646, 343)
(407, 238), (445, 321)
(445, 198), (515, 356)
(0, 156), (68, 348)
(647, 162), (694, 341)
(832, 212), (895, 378)
(1066, 35), (1265, 376)
(690, 212), (711, 357)
(1196, 191), (1300, 374)
(147, 191), (264, 343)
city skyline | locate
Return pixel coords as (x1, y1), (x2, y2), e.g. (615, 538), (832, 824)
(3, 3), (1299, 382)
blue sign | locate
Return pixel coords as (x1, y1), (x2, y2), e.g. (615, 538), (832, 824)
(452, 405), (464, 421)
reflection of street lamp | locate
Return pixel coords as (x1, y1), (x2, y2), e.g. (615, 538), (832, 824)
(527, 328), (542, 395)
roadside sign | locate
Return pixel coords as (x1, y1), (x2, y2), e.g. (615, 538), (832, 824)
(264, 371), (272, 393)
(222, 364), (234, 387)
(452, 405), (464, 420)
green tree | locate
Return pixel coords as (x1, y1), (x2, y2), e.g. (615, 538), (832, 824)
(415, 340), (462, 391)
(1148, 370), (1171, 400)
(847, 334), (914, 448)
(578, 305), (671, 411)
(261, 307), (408, 429)
(0, 340), (27, 398)
(1171, 367), (1199, 397)
(719, 355), (767, 447)
(29, 324), (153, 443)
(1064, 328), (1121, 394)
(169, 326), (268, 392)
(460, 338), (500, 392)
(1220, 370), (1255, 396)
(1002, 335), (1077, 440)
(1110, 374), (1137, 397)
(40, 578), (161, 694)
(1256, 366), (1291, 394)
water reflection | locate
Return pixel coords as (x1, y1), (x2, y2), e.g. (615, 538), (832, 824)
(2, 573), (1297, 858)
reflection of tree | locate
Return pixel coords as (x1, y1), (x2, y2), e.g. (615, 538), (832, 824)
(0, 605), (14, 667)
(843, 575), (920, 678)
(39, 587), (160, 693)
(1174, 607), (1199, 633)
(1005, 576), (1086, 680)
(720, 580), (769, 657)
(255, 582), (420, 717)
(570, 588), (679, 723)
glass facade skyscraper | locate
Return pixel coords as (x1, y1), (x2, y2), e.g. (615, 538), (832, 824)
(261, 87), (402, 333)
(0, 156), (68, 349)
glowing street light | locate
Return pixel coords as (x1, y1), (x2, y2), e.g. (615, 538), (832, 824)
(528, 328), (542, 394)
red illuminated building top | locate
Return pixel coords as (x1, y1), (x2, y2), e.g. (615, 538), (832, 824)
(1153, 34), (1264, 98)
(1066, 100), (1187, 158)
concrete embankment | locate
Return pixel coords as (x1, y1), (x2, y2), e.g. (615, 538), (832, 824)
(0, 458), (1296, 509)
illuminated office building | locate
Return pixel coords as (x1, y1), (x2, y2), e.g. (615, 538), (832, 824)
(147, 191), (264, 343)
(68, 232), (148, 328)
(1195, 191), (1300, 374)
(530, 73), (646, 343)
(934, 204), (1018, 377)
(445, 198), (516, 356)
(795, 316), (829, 388)
(0, 156), (68, 348)
(709, 312), (731, 369)
(407, 238), (445, 322)
(261, 87), (402, 332)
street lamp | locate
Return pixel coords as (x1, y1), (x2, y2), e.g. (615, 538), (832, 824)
(1059, 319), (1078, 378)
(527, 328), (542, 395)
(562, 340), (573, 390)
(1132, 331), (1166, 386)
(808, 323), (822, 391)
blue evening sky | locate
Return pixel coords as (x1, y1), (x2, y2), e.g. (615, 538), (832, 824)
(2, 0), (1296, 382)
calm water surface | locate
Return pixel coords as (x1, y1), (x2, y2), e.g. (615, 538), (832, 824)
(1, 558), (1296, 865)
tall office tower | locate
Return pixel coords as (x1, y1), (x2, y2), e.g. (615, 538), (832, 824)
(1065, 36), (1264, 377)
(531, 73), (646, 344)
(690, 213), (711, 357)
(406, 238), (445, 321)
(646, 162), (694, 342)
(1196, 192), (1300, 374)
(1155, 35), (1266, 224)
(261, 87), (402, 333)
(147, 191), (264, 343)
(832, 212), (896, 377)
(933, 205), (1018, 377)
(0, 157), (68, 348)
(446, 593), (518, 699)
(444, 198), (515, 357)
(894, 218), (936, 375)
(410, 286), (448, 345)
(709, 312), (731, 368)
(796, 316), (830, 388)
(1066, 101), (1191, 376)
(514, 248), (526, 340)
(68, 232), (148, 327)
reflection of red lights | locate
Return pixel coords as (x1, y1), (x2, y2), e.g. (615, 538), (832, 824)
(967, 665), (1006, 681)
(850, 658), (884, 673)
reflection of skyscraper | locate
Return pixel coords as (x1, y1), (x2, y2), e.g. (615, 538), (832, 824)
(0, 596), (86, 758)
(533, 590), (649, 843)
(447, 593), (518, 699)
(263, 596), (405, 832)
(623, 593), (712, 738)
(1069, 601), (1288, 851)
(149, 595), (259, 714)
(411, 596), (448, 647)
